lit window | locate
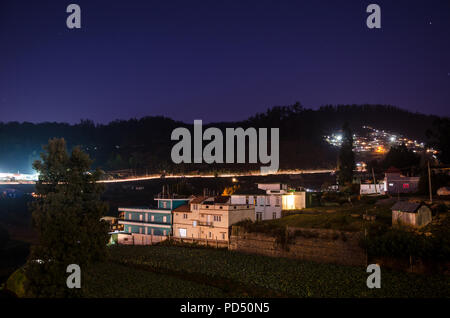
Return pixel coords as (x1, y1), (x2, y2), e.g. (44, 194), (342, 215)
(163, 216), (167, 223)
(403, 183), (410, 189)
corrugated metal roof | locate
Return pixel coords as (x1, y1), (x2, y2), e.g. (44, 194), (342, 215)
(391, 201), (420, 213)
(173, 204), (191, 212)
(190, 196), (208, 204)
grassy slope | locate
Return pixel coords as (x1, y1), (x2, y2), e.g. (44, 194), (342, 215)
(258, 200), (393, 232)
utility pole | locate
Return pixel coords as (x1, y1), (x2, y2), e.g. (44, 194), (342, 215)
(372, 168), (378, 194)
(428, 161), (433, 204)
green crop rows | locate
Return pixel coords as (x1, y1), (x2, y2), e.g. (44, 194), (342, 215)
(105, 245), (449, 298)
(83, 262), (228, 298)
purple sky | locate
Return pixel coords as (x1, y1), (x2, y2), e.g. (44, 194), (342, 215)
(0, 0), (449, 124)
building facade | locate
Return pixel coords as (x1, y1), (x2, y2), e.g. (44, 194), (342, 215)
(118, 196), (190, 245)
(231, 183), (321, 218)
(230, 191), (282, 221)
(172, 196), (255, 242)
(360, 183), (386, 195)
(384, 167), (420, 194)
(230, 183), (286, 221)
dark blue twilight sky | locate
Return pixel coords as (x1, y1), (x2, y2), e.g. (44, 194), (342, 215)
(0, 0), (449, 124)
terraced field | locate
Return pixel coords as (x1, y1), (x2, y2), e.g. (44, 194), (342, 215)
(83, 262), (228, 298)
(91, 244), (450, 298)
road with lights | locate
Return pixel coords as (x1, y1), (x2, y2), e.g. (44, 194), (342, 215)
(0, 169), (335, 185)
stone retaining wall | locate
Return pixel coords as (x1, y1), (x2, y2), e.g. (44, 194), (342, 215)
(230, 226), (366, 266)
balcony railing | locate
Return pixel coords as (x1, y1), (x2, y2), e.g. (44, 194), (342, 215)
(197, 221), (213, 227)
(119, 219), (170, 226)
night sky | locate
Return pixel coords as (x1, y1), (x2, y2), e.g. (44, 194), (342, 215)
(0, 0), (449, 124)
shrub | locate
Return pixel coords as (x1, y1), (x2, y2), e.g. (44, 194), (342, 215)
(361, 222), (450, 261)
(5, 268), (30, 298)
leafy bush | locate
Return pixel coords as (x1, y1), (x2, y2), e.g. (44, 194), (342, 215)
(5, 268), (30, 298)
(361, 222), (450, 261)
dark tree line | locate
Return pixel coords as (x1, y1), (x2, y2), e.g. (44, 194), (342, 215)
(0, 104), (444, 174)
(427, 118), (450, 165)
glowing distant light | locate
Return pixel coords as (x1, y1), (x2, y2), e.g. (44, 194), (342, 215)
(284, 193), (296, 210)
(390, 136), (396, 142)
(336, 135), (342, 141)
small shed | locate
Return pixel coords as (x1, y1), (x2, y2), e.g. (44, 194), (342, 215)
(391, 201), (432, 228)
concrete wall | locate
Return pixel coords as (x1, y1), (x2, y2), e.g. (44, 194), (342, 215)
(257, 183), (286, 191)
(281, 192), (306, 210)
(230, 227), (366, 266)
(228, 207), (255, 225)
(360, 183), (386, 195)
(117, 233), (166, 245)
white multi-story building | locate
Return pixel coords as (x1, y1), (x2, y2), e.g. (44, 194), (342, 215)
(172, 196), (255, 242)
(231, 183), (287, 221)
(360, 183), (386, 195)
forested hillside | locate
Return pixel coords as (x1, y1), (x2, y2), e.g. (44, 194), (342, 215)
(0, 104), (442, 174)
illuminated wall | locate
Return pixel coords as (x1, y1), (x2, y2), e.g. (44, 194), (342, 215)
(281, 192), (306, 210)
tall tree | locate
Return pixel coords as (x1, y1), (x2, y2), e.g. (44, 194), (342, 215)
(382, 144), (421, 171)
(25, 138), (109, 297)
(337, 123), (355, 185)
(427, 118), (450, 165)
